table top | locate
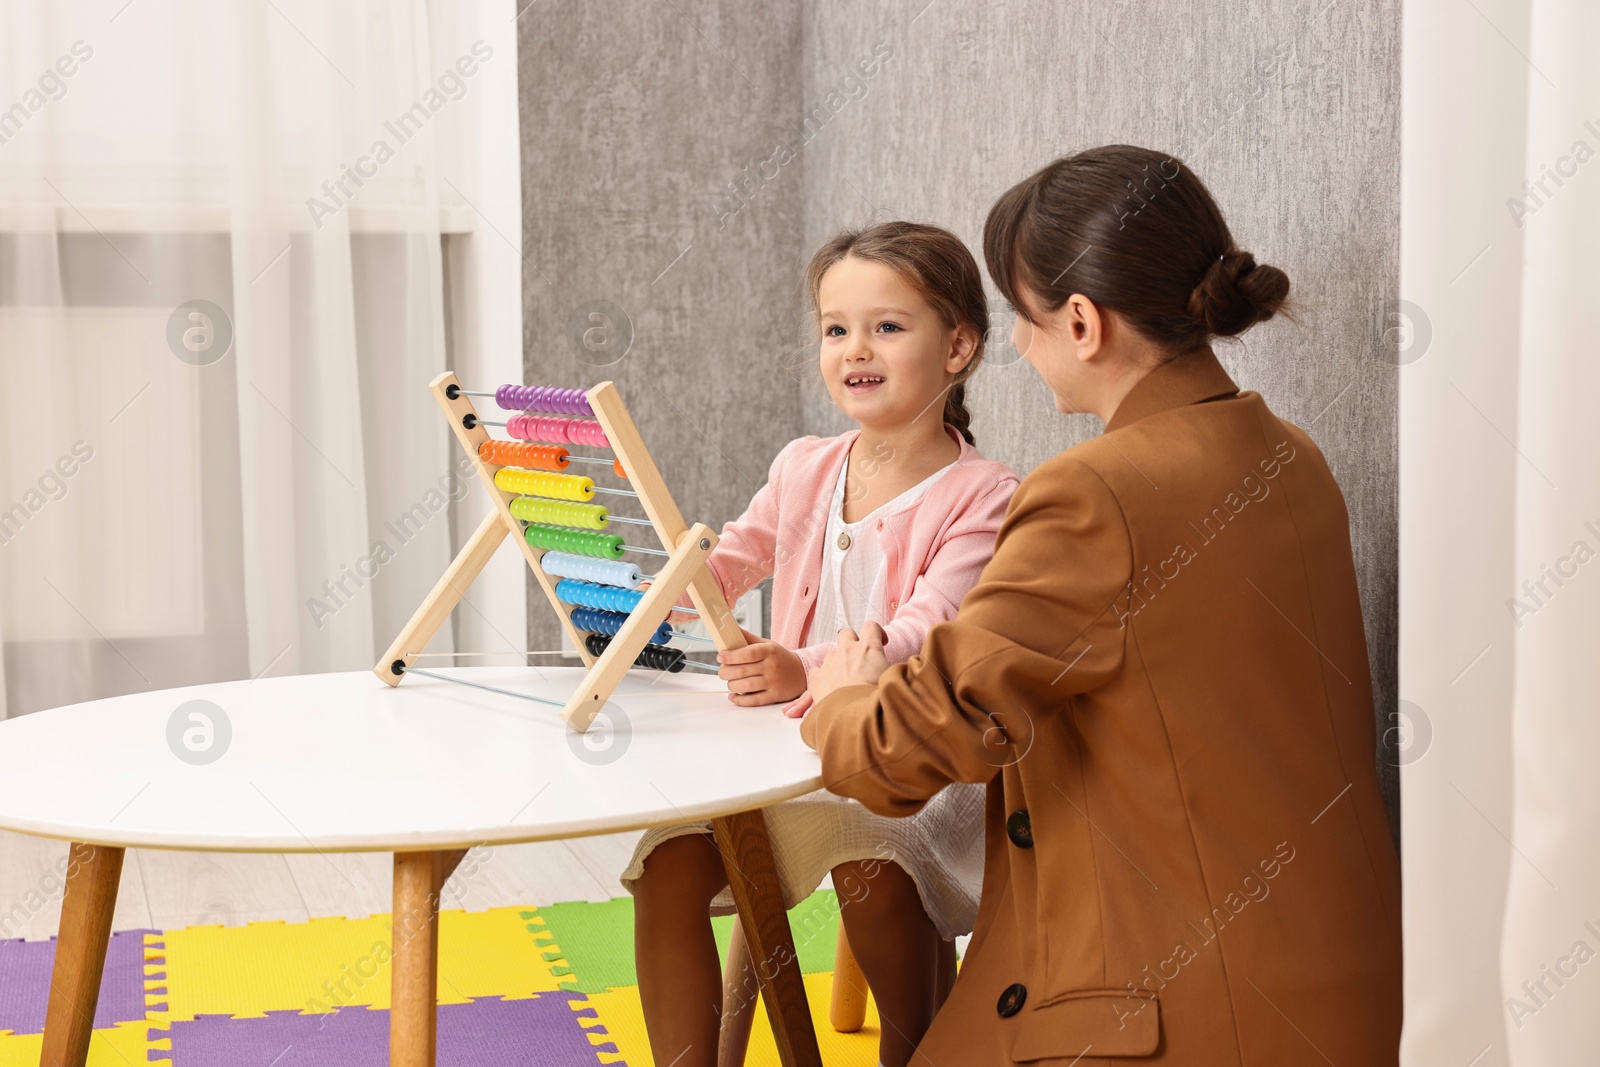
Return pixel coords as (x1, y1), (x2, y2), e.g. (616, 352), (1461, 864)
(0, 667), (824, 853)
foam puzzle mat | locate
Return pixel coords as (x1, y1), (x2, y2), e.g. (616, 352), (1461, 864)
(0, 891), (891, 1066)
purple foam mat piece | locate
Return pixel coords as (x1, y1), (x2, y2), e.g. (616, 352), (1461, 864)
(0, 928), (158, 1034)
(150, 995), (617, 1066)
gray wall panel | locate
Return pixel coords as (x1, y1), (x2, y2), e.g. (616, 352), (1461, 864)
(518, 0), (809, 651)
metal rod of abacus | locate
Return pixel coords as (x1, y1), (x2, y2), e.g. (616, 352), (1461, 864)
(407, 650), (574, 659)
(564, 455), (617, 468)
(398, 665), (567, 707)
(598, 513), (654, 526)
(590, 485), (640, 498)
(678, 658), (720, 672)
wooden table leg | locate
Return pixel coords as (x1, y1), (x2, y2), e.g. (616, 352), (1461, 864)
(712, 811), (822, 1067)
(41, 842), (124, 1067)
(389, 849), (466, 1067)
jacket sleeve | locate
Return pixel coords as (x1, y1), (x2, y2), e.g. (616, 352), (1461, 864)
(793, 474), (1020, 675)
(800, 457), (1133, 817)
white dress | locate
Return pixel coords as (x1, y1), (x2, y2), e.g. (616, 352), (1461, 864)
(619, 455), (988, 940)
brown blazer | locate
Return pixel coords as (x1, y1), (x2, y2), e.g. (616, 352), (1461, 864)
(802, 348), (1402, 1065)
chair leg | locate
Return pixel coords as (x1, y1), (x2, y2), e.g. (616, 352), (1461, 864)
(717, 922), (759, 1067)
(934, 936), (958, 1012)
(828, 924), (869, 1033)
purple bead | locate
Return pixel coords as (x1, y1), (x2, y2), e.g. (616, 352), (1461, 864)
(494, 385), (593, 416)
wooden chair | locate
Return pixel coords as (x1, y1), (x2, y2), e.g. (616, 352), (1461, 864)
(717, 921), (959, 1064)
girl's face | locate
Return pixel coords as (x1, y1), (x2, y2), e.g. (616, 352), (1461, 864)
(816, 255), (975, 431)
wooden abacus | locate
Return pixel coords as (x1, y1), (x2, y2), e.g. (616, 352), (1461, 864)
(374, 372), (746, 733)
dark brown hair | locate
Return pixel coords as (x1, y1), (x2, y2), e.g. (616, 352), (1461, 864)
(984, 145), (1290, 355)
(805, 221), (988, 445)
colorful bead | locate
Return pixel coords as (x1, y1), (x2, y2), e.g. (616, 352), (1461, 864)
(555, 578), (644, 614)
(508, 497), (609, 529)
(540, 552), (644, 589)
(569, 606), (672, 645)
(494, 384), (594, 416)
(584, 632), (685, 673)
(505, 413), (609, 448)
(494, 468), (596, 502)
(478, 440), (570, 471)
(523, 524), (625, 559)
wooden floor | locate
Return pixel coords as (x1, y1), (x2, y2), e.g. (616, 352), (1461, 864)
(0, 828), (645, 938)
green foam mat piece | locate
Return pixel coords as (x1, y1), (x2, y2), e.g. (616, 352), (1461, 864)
(526, 890), (846, 994)
(522, 898), (638, 994)
(715, 889), (844, 976)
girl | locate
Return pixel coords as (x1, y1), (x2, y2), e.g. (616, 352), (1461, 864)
(624, 221), (1019, 1067)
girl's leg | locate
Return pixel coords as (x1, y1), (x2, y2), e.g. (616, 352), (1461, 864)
(634, 833), (730, 1067)
(833, 859), (940, 1067)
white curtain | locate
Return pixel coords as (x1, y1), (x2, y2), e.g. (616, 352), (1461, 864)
(0, 0), (525, 717)
(1401, 1), (1600, 1063)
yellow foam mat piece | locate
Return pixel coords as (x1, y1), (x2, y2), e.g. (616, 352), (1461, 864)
(0, 1021), (151, 1067)
(154, 906), (565, 1021)
(585, 972), (882, 1067)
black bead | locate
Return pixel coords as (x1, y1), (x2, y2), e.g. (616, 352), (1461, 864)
(997, 982), (1027, 1018)
(585, 632), (686, 673)
(1007, 809), (1033, 848)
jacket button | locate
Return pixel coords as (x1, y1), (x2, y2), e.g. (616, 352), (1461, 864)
(997, 982), (1027, 1018)
(1007, 809), (1033, 848)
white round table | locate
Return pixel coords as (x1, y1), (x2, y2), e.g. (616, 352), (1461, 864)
(0, 667), (826, 1067)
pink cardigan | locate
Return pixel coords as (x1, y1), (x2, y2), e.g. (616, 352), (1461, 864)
(694, 425), (1019, 684)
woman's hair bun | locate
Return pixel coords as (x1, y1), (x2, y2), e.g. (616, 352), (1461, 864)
(1187, 249), (1291, 338)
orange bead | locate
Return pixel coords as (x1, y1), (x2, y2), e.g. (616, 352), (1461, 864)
(478, 440), (570, 472)
(613, 458), (627, 479)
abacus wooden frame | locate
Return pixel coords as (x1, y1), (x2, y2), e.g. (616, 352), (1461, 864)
(374, 371), (748, 733)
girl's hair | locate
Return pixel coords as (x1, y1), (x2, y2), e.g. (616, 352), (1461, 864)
(804, 221), (988, 445)
(983, 145), (1290, 355)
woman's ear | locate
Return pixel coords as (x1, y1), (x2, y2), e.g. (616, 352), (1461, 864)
(1064, 294), (1104, 363)
(946, 322), (981, 375)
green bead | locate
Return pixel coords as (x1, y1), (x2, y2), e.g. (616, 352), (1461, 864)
(523, 523), (625, 560)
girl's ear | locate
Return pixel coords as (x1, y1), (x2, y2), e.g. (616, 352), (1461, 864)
(946, 322), (981, 375)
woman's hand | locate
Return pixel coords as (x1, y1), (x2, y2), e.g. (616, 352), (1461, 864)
(719, 627), (808, 707)
(810, 622), (890, 705)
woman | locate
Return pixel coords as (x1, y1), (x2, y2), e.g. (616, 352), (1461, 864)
(804, 145), (1403, 1065)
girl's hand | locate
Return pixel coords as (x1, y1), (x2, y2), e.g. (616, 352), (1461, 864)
(719, 627), (808, 707)
(810, 623), (890, 704)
